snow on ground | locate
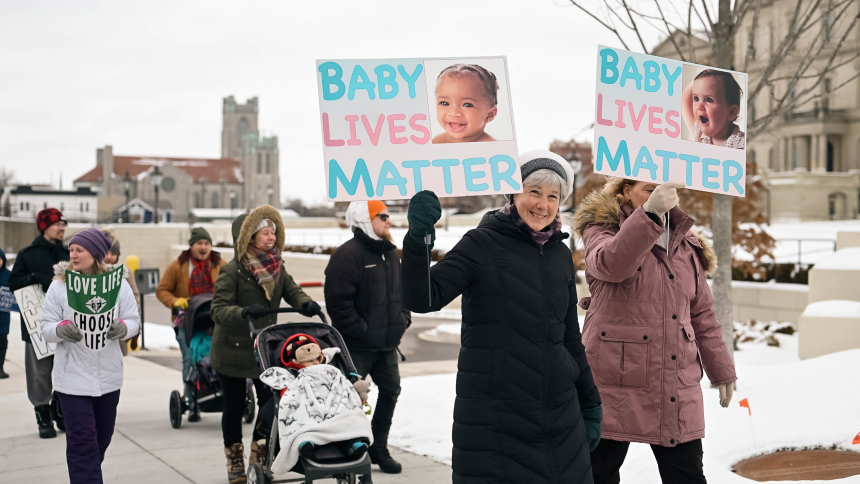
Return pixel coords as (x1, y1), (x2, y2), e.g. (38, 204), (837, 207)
(140, 322), (179, 351)
(373, 334), (860, 482)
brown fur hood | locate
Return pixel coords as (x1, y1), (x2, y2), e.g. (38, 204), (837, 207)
(233, 205), (286, 261)
(52, 260), (114, 282)
(572, 190), (717, 276)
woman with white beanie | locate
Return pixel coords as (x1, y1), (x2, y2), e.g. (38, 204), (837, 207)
(401, 150), (603, 483)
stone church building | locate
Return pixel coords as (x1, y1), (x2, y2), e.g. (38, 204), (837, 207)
(74, 96), (281, 222)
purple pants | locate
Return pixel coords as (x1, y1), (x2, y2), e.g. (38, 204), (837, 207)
(57, 390), (121, 484)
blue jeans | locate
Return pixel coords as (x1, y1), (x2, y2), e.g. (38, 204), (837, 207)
(176, 327), (196, 406)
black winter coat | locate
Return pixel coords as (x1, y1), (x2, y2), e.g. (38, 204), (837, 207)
(10, 235), (70, 342)
(402, 211), (601, 484)
(324, 229), (411, 352)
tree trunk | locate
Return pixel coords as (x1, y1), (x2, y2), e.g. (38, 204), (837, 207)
(712, 0), (736, 359)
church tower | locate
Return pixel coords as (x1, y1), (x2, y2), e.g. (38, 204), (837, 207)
(222, 96), (281, 208)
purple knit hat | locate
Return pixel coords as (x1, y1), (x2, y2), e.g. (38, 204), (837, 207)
(69, 228), (113, 262)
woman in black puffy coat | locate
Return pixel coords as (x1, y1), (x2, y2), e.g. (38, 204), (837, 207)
(401, 150), (602, 484)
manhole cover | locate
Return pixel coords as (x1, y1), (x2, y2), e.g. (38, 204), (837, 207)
(733, 450), (860, 481)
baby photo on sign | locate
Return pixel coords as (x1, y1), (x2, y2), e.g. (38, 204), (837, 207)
(680, 65), (747, 150)
(424, 58), (514, 144)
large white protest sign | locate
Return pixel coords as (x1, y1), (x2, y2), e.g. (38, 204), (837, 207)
(593, 46), (748, 196)
(14, 285), (54, 359)
(317, 57), (522, 201)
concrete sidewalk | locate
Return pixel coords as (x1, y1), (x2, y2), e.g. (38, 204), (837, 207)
(0, 316), (452, 484)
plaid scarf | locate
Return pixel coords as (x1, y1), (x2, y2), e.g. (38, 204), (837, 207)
(499, 203), (561, 247)
(189, 257), (214, 296)
(243, 244), (281, 299)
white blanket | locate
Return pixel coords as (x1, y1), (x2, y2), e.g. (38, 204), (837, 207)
(260, 364), (372, 474)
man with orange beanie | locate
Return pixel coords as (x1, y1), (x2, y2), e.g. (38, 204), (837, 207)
(324, 200), (410, 474)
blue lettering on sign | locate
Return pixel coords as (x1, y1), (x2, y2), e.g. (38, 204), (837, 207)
(319, 62), (425, 101)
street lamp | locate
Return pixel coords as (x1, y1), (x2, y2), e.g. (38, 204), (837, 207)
(122, 171), (132, 223)
(151, 166), (164, 224)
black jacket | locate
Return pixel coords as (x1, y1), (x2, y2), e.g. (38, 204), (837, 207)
(10, 235), (70, 342)
(402, 211), (601, 484)
(324, 229), (410, 352)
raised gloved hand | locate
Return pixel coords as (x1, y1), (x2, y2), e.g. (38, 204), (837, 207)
(173, 298), (189, 310)
(642, 182), (683, 218)
(719, 382), (734, 408)
(299, 301), (322, 317)
(107, 319), (128, 341)
(580, 403), (603, 452)
(241, 304), (267, 320)
(56, 320), (82, 343)
(407, 190), (442, 246)
(353, 379), (371, 403)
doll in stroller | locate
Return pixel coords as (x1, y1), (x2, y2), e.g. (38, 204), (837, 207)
(248, 307), (373, 484)
(168, 293), (255, 429)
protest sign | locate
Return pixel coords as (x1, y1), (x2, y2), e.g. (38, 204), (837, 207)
(317, 57), (522, 201)
(14, 285), (54, 359)
(0, 286), (18, 312)
(593, 46), (748, 196)
(66, 266), (124, 352)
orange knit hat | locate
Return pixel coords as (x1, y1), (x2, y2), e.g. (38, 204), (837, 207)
(367, 200), (387, 219)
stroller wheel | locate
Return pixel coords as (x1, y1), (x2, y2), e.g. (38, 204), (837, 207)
(247, 463), (268, 484)
(243, 387), (256, 424)
(169, 390), (183, 429)
(336, 474), (357, 484)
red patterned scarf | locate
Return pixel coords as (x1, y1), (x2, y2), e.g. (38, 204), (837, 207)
(242, 244), (281, 299)
(189, 257), (214, 296)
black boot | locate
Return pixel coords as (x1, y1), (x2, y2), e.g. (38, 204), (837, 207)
(35, 405), (57, 439)
(0, 347), (8, 379)
(368, 445), (401, 474)
(51, 393), (65, 432)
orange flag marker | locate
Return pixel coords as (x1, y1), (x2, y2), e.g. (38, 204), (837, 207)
(739, 398), (751, 416)
(853, 431), (860, 445)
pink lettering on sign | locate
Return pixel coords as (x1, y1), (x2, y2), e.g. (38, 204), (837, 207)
(322, 113), (344, 147)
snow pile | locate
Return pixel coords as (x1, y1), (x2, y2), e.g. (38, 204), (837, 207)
(374, 334), (860, 482)
(140, 322), (179, 351)
(811, 248), (860, 271)
(733, 320), (795, 347)
(803, 300), (860, 319)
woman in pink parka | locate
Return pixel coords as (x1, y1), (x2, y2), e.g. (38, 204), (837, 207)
(573, 177), (737, 483)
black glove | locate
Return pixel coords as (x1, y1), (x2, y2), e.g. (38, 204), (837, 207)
(407, 190), (442, 246)
(580, 404), (603, 452)
(40, 274), (53, 293)
(241, 304), (267, 320)
(299, 301), (321, 317)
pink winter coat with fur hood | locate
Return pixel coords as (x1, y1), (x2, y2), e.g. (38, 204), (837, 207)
(573, 191), (737, 448)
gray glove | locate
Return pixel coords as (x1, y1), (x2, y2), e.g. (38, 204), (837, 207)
(353, 379), (371, 402)
(719, 382), (734, 408)
(56, 321), (83, 343)
(642, 182), (683, 217)
(107, 319), (128, 341)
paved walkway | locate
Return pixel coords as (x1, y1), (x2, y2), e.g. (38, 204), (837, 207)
(0, 317), (453, 484)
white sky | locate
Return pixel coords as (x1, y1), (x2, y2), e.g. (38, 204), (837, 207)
(0, 0), (634, 204)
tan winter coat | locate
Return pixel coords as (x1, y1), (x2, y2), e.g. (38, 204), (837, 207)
(573, 191), (736, 448)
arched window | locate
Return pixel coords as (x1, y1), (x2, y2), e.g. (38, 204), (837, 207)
(257, 153), (262, 174)
(212, 192), (219, 208)
(266, 153), (270, 174)
(194, 193), (200, 208)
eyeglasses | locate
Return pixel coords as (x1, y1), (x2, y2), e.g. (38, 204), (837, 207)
(376, 214), (390, 222)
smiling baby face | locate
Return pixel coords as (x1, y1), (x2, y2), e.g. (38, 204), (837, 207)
(435, 74), (497, 143)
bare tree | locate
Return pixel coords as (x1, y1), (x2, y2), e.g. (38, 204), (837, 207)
(566, 0), (859, 355)
(0, 168), (14, 189)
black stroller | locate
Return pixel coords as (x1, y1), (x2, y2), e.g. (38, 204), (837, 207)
(169, 293), (255, 429)
(248, 307), (372, 484)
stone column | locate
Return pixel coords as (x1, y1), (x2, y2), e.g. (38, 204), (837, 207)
(818, 134), (828, 172)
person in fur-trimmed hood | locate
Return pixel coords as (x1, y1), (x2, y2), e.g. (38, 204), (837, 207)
(573, 177), (737, 483)
(210, 205), (321, 484)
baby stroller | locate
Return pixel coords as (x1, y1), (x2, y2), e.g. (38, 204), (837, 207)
(168, 293), (255, 429)
(248, 307), (372, 484)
